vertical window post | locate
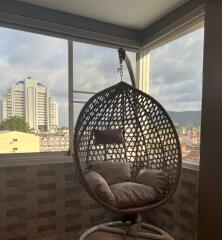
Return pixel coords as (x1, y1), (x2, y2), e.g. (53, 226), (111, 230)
(68, 40), (74, 156)
(136, 49), (150, 93)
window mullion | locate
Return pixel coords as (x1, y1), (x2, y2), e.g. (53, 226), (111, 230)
(68, 40), (74, 156)
(136, 49), (150, 93)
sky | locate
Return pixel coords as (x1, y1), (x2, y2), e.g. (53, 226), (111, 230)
(0, 26), (204, 127)
(150, 27), (204, 111)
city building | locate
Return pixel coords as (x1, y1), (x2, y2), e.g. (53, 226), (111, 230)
(0, 77), (58, 132)
(38, 130), (69, 152)
(0, 131), (40, 153)
(49, 97), (59, 132)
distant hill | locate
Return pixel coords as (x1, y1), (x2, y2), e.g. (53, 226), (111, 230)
(168, 111), (201, 126)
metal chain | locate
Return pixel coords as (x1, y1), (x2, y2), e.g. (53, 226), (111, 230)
(117, 63), (123, 81)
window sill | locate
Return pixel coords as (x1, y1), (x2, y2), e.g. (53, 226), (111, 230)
(182, 159), (199, 172)
(0, 153), (199, 171)
(0, 152), (73, 167)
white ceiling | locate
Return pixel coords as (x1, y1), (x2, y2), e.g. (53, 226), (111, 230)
(18, 0), (188, 30)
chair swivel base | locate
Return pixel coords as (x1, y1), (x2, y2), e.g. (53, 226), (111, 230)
(79, 221), (174, 240)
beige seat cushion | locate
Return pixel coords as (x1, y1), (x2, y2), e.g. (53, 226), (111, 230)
(110, 182), (157, 208)
(85, 171), (115, 206)
(136, 169), (169, 198)
(91, 162), (131, 185)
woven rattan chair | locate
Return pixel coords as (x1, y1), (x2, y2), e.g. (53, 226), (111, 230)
(74, 48), (182, 240)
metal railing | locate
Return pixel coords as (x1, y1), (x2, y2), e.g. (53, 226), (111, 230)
(73, 90), (96, 104)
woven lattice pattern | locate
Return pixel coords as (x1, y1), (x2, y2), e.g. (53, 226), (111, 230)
(74, 81), (181, 213)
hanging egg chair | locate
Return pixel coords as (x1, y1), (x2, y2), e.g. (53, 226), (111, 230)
(74, 48), (181, 240)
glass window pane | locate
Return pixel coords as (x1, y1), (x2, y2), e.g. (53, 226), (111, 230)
(73, 42), (136, 126)
(73, 42), (136, 92)
(0, 27), (68, 153)
(149, 27), (204, 163)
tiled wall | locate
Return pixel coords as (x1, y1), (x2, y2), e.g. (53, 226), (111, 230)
(143, 167), (199, 240)
(0, 162), (116, 240)
(0, 162), (199, 240)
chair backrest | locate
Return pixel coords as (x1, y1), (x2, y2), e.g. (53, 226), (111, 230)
(74, 81), (182, 213)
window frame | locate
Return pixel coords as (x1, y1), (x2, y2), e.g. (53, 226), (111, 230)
(0, 9), (204, 167)
(143, 22), (204, 168)
(0, 25), (138, 166)
(0, 27), (72, 162)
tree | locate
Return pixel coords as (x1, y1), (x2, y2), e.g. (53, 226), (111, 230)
(0, 116), (31, 132)
(58, 126), (68, 130)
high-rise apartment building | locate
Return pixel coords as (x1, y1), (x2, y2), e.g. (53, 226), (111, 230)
(0, 77), (58, 132)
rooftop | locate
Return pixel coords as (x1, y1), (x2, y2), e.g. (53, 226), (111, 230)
(16, 78), (44, 87)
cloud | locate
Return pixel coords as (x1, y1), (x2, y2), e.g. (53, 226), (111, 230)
(0, 25), (204, 128)
(149, 28), (204, 111)
(0, 27), (67, 69)
(0, 27), (69, 126)
(0, 59), (24, 95)
(0, 27), (136, 127)
(74, 42), (135, 91)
